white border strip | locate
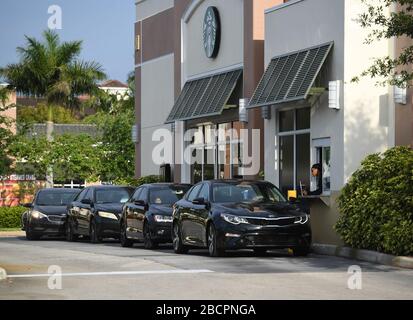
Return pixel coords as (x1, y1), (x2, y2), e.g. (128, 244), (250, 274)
(265, 0), (305, 15)
(7, 269), (214, 279)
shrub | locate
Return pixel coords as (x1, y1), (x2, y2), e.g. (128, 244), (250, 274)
(0, 207), (26, 228)
(335, 146), (413, 256)
(115, 175), (161, 187)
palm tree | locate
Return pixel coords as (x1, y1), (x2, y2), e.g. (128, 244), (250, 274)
(0, 30), (106, 186)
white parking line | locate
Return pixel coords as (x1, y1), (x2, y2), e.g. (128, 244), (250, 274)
(6, 269), (214, 279)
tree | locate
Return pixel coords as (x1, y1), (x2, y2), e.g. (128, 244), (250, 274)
(0, 87), (14, 175)
(9, 134), (102, 182)
(83, 73), (135, 183)
(0, 30), (106, 186)
(353, 0), (413, 87)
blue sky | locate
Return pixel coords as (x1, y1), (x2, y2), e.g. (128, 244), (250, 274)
(0, 0), (135, 82)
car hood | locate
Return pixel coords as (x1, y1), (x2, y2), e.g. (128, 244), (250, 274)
(213, 202), (304, 218)
(150, 204), (173, 215)
(94, 203), (124, 214)
(35, 206), (68, 216)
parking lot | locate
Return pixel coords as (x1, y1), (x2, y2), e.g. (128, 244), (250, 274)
(1, 234), (413, 300)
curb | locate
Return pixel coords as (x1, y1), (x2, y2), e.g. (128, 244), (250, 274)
(0, 267), (7, 280)
(312, 243), (413, 270)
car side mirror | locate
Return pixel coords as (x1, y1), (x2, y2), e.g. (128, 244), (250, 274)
(192, 198), (209, 208)
(81, 199), (92, 205)
(134, 200), (147, 206)
(22, 203), (32, 208)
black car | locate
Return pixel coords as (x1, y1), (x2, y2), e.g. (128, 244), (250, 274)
(21, 188), (81, 240)
(66, 185), (133, 243)
(120, 183), (191, 249)
(172, 180), (312, 257)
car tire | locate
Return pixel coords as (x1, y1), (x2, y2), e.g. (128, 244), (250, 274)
(172, 222), (188, 254)
(293, 246), (310, 257)
(120, 220), (133, 248)
(143, 222), (158, 250)
(26, 226), (40, 241)
(207, 223), (225, 257)
(90, 219), (102, 244)
(253, 248), (268, 256)
(65, 219), (78, 242)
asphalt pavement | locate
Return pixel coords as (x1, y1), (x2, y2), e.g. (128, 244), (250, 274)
(1, 235), (412, 300)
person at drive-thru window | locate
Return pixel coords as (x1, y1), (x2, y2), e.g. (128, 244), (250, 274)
(303, 163), (322, 196)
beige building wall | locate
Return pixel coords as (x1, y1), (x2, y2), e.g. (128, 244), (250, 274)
(264, 0), (345, 192)
(343, 0), (395, 183)
(183, 0), (244, 80)
(263, 0), (396, 245)
(135, 0), (174, 21)
(140, 54), (175, 176)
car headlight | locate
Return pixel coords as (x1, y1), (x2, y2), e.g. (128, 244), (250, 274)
(154, 215), (173, 223)
(294, 214), (309, 225)
(221, 213), (249, 225)
(31, 210), (47, 219)
(98, 211), (118, 220)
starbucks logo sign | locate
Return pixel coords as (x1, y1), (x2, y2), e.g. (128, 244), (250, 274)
(203, 6), (221, 59)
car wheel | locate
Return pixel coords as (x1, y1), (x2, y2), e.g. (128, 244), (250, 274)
(172, 222), (188, 254)
(26, 226), (40, 241)
(253, 248), (268, 256)
(90, 219), (102, 244)
(143, 223), (158, 250)
(293, 246), (310, 257)
(120, 220), (133, 248)
(207, 223), (225, 257)
(65, 219), (78, 242)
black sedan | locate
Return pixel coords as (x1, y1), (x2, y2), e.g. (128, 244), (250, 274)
(66, 186), (133, 243)
(120, 183), (191, 249)
(21, 188), (81, 240)
(172, 180), (312, 257)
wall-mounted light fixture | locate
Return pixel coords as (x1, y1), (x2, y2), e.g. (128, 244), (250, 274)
(239, 98), (249, 123)
(394, 84), (407, 105)
(135, 35), (141, 51)
(131, 124), (139, 143)
(261, 105), (271, 120)
(328, 80), (341, 110)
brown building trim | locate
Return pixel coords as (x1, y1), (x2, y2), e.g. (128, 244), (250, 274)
(135, 21), (141, 65)
(141, 8), (175, 63)
(395, 36), (413, 147)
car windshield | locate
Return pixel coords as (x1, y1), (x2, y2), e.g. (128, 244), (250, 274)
(95, 188), (132, 204)
(36, 190), (79, 206)
(212, 183), (287, 204)
(149, 186), (191, 205)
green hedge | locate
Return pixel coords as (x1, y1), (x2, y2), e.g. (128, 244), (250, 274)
(335, 146), (413, 256)
(0, 207), (26, 229)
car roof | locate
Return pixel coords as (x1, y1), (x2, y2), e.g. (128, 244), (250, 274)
(204, 180), (269, 185)
(91, 185), (132, 189)
(38, 188), (81, 193)
(141, 183), (192, 189)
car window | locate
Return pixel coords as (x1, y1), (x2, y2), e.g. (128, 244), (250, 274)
(131, 188), (142, 202)
(197, 183), (209, 201)
(75, 188), (88, 202)
(95, 188), (132, 204)
(84, 188), (93, 201)
(138, 188), (148, 203)
(149, 185), (191, 205)
(187, 184), (202, 202)
(35, 190), (80, 206)
(212, 183), (287, 203)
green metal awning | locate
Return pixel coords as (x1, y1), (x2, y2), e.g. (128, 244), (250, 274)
(166, 68), (242, 123)
(248, 42), (333, 108)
